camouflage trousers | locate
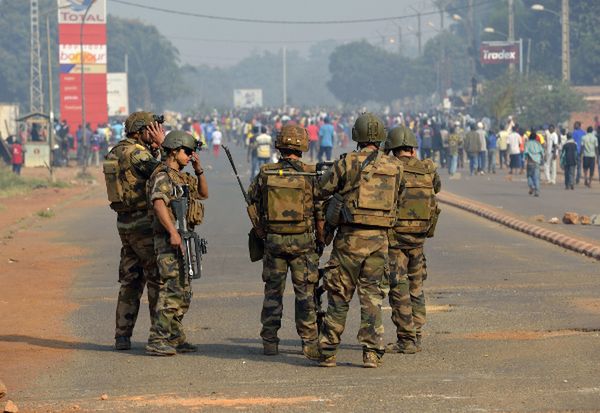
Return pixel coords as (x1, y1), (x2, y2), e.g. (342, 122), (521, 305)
(319, 227), (388, 357)
(115, 226), (159, 338)
(260, 233), (319, 345)
(388, 246), (427, 342)
(147, 234), (192, 346)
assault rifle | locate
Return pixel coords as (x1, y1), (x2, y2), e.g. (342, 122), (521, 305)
(171, 185), (207, 281)
(261, 161), (334, 177)
(222, 145), (265, 262)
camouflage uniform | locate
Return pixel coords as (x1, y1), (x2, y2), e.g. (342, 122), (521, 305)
(146, 165), (204, 347)
(248, 159), (322, 350)
(316, 146), (403, 361)
(105, 138), (161, 340)
(388, 156), (441, 349)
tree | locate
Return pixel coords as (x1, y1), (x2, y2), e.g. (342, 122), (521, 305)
(475, 72), (586, 127)
(107, 17), (185, 111)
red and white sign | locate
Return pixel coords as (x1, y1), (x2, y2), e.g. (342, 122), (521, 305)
(58, 0), (107, 131)
(480, 42), (520, 65)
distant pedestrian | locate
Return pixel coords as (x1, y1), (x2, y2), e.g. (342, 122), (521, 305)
(572, 121), (585, 185)
(486, 129), (497, 174)
(317, 116), (334, 162)
(524, 131), (544, 196)
(497, 125), (509, 169)
(307, 120), (319, 161)
(561, 133), (578, 190)
(11, 138), (24, 175)
(464, 124), (481, 176)
(581, 126), (598, 187)
(211, 127), (222, 158)
(507, 128), (521, 174)
(544, 125), (559, 184)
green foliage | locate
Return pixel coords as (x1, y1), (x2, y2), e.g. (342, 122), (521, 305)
(107, 17), (185, 111)
(475, 73), (586, 127)
(36, 208), (55, 218)
(173, 41), (339, 109)
(0, 166), (68, 197)
(326, 41), (436, 106)
(0, 0), (184, 114)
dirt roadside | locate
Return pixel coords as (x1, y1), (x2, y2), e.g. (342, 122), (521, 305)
(0, 167), (105, 400)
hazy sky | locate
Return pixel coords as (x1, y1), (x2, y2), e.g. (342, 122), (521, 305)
(107, 0), (445, 67)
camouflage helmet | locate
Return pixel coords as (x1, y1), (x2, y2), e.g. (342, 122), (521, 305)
(125, 111), (155, 134)
(275, 125), (309, 152)
(352, 113), (386, 143)
(385, 125), (418, 151)
(162, 130), (196, 151)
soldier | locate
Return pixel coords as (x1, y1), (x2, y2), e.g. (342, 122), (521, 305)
(315, 113), (403, 368)
(103, 111), (165, 350)
(247, 125), (322, 360)
(384, 126), (441, 354)
(145, 131), (208, 356)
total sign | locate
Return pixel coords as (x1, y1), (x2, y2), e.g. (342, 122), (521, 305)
(480, 42), (520, 65)
(58, 0), (106, 24)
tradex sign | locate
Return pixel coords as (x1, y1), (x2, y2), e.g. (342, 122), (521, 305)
(480, 42), (520, 65)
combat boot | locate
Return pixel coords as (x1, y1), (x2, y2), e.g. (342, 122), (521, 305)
(363, 351), (383, 368)
(302, 343), (320, 361)
(114, 336), (131, 351)
(385, 340), (417, 354)
(175, 342), (198, 353)
(145, 342), (176, 356)
(263, 341), (279, 356)
(318, 354), (336, 367)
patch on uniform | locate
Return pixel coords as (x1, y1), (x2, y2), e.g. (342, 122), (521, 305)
(135, 144), (146, 150)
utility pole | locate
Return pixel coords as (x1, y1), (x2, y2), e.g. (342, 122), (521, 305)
(562, 0), (570, 82)
(282, 46), (287, 110)
(46, 15), (55, 182)
(30, 0), (44, 114)
(508, 0), (515, 73)
(416, 11), (422, 56)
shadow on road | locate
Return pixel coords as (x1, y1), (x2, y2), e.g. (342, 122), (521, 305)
(0, 335), (113, 352)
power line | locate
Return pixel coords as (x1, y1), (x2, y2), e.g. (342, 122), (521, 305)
(164, 34), (381, 45)
(110, 0), (495, 25)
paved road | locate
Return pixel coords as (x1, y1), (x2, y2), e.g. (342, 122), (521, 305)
(440, 166), (600, 242)
(13, 146), (600, 412)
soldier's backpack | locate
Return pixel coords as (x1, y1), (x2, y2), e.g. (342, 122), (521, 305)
(394, 158), (437, 234)
(262, 163), (313, 234)
(342, 151), (402, 228)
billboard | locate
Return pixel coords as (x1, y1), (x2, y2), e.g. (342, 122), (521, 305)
(234, 89), (263, 108)
(480, 41), (520, 65)
(58, 0), (106, 24)
(107, 73), (129, 117)
(58, 0), (107, 132)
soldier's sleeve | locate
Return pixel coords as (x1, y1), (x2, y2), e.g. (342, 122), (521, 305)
(315, 158), (345, 200)
(433, 170), (441, 194)
(131, 145), (160, 178)
(148, 171), (172, 206)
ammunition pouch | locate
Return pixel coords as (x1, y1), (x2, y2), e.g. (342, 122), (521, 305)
(187, 198), (205, 226)
(426, 204), (441, 238)
(102, 159), (123, 204)
(324, 193), (346, 227)
(248, 227), (265, 262)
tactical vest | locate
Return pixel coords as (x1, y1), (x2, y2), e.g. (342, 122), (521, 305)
(340, 151), (402, 228)
(103, 139), (149, 213)
(153, 164), (205, 227)
(394, 157), (437, 234)
(261, 161), (315, 235)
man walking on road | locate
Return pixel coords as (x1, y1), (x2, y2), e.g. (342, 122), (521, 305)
(315, 113), (403, 368)
(318, 116), (335, 162)
(103, 112), (165, 351)
(524, 131), (544, 197)
(561, 133), (578, 190)
(247, 125), (323, 360)
(544, 125), (559, 185)
(384, 126), (440, 354)
(581, 126), (598, 187)
(572, 121), (585, 185)
(464, 124), (481, 176)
